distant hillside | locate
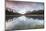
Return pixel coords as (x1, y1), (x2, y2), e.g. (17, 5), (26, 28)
(5, 8), (44, 15)
(25, 10), (44, 15)
(5, 8), (21, 15)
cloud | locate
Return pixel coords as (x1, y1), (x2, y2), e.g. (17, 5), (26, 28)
(6, 1), (44, 14)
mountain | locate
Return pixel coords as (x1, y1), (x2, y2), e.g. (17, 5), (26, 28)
(6, 8), (44, 15)
(5, 8), (21, 15)
(25, 10), (44, 15)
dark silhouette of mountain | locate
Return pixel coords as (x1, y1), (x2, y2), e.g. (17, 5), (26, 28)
(5, 8), (44, 15)
(5, 8), (21, 15)
(25, 10), (44, 15)
(31, 10), (44, 14)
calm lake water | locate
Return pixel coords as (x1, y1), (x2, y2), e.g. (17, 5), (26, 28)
(6, 16), (44, 30)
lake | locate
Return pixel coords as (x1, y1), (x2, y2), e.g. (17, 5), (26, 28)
(6, 16), (44, 30)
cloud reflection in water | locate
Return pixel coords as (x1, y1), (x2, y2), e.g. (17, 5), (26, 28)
(6, 16), (44, 30)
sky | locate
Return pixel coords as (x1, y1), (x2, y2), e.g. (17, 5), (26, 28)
(6, 1), (44, 14)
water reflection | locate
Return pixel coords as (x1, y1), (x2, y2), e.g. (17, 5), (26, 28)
(26, 16), (44, 20)
(6, 16), (44, 30)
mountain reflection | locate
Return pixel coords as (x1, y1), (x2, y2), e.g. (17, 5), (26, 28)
(6, 16), (44, 30)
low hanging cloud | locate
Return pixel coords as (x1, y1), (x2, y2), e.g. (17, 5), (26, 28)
(6, 1), (44, 14)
